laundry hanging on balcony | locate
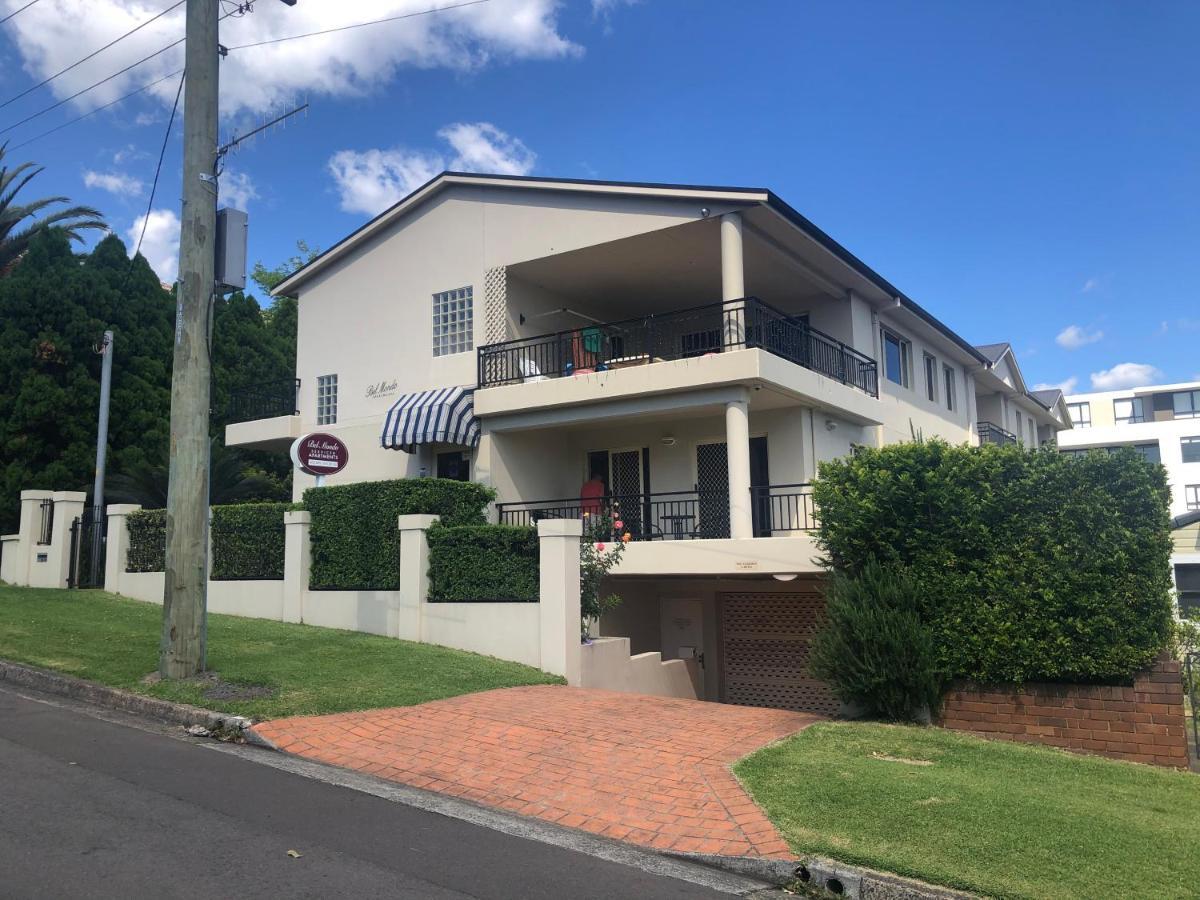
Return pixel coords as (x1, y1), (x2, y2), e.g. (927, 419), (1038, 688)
(381, 386), (480, 453)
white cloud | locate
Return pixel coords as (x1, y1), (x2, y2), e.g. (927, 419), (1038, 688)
(219, 170), (258, 210)
(126, 208), (180, 283)
(1081, 277), (1100, 293)
(83, 170), (143, 197)
(329, 122), (535, 215)
(1033, 377), (1078, 394)
(1089, 363), (1163, 391)
(3, 1), (582, 118)
(1055, 324), (1103, 350)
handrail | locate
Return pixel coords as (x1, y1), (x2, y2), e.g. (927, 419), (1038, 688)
(228, 377), (301, 423)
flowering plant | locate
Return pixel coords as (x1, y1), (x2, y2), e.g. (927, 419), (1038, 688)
(580, 508), (628, 639)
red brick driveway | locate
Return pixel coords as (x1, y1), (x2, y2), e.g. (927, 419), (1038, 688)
(252, 686), (818, 858)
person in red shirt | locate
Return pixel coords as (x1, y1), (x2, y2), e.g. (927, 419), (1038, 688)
(580, 466), (607, 517)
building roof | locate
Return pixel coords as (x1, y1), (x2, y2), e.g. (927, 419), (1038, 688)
(973, 342), (1011, 365)
(274, 171), (989, 364)
(1173, 510), (1200, 530)
(1029, 388), (1063, 409)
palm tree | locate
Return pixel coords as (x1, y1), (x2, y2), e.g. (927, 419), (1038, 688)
(107, 438), (286, 508)
(0, 142), (106, 274)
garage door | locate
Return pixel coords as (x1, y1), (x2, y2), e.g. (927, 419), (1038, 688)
(719, 587), (839, 716)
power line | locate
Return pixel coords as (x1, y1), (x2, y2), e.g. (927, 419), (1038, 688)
(0, 0), (185, 111)
(133, 70), (185, 263)
(224, 0), (489, 51)
(0, 0), (40, 25)
(9, 68), (182, 152)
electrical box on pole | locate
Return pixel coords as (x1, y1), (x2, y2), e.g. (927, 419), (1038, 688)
(215, 207), (248, 293)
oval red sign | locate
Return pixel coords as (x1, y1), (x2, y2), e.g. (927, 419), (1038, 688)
(290, 432), (350, 478)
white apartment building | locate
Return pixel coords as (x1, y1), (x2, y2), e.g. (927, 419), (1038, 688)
(1058, 380), (1200, 614)
(226, 172), (1069, 710)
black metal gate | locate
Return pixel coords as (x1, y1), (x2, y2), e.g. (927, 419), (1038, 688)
(68, 507), (107, 589)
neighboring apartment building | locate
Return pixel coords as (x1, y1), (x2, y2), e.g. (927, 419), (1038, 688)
(226, 172), (1069, 710)
(1058, 380), (1200, 613)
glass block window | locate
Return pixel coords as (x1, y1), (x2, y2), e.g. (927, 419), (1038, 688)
(316, 374), (338, 425)
(433, 286), (473, 357)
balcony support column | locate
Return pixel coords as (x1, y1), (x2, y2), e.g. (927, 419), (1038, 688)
(721, 212), (746, 349)
(725, 390), (754, 540)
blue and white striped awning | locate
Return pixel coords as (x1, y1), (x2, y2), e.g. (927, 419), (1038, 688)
(381, 386), (481, 453)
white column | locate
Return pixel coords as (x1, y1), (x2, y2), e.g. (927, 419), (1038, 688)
(13, 490), (53, 587)
(721, 212), (746, 349)
(538, 518), (582, 686)
(725, 392), (754, 540)
(398, 513), (439, 642)
(42, 491), (85, 588)
(283, 510), (311, 624)
(104, 504), (142, 594)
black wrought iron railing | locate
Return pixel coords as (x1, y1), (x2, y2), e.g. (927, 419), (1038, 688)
(496, 483), (816, 541)
(228, 378), (300, 423)
(978, 421), (1017, 446)
(37, 498), (53, 545)
(477, 298), (878, 396)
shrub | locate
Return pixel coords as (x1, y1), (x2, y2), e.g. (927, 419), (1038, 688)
(581, 512), (628, 637)
(809, 559), (943, 721)
(427, 525), (538, 602)
(304, 478), (494, 590)
(126, 508), (165, 572)
(813, 441), (1174, 684)
(210, 502), (288, 581)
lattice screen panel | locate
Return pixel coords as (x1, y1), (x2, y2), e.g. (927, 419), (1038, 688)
(720, 588), (839, 716)
(484, 266), (508, 345)
(696, 442), (730, 539)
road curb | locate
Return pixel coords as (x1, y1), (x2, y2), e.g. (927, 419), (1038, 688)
(0, 659), (252, 738)
(668, 851), (978, 898)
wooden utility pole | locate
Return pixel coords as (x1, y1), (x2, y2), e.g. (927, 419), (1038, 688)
(160, 0), (218, 678)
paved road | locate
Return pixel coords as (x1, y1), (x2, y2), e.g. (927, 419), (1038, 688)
(0, 686), (749, 899)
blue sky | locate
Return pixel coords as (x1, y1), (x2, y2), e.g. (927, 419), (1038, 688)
(1, 0), (1196, 393)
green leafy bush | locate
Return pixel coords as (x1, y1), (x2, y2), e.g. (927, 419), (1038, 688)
(210, 502), (288, 581)
(427, 525), (538, 602)
(813, 441), (1174, 684)
(581, 512), (627, 636)
(304, 478), (494, 590)
(809, 559), (943, 721)
(125, 508), (165, 573)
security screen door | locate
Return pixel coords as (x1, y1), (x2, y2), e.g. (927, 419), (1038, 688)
(695, 442), (730, 538)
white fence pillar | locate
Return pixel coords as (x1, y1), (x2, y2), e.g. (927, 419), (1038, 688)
(11, 490), (53, 586)
(31, 491), (85, 589)
(398, 514), (439, 641)
(538, 518), (582, 686)
(104, 504), (142, 594)
(283, 510), (311, 624)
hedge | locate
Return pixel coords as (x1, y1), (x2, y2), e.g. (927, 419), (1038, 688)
(210, 502), (289, 581)
(126, 508), (166, 573)
(812, 441), (1174, 684)
(427, 525), (539, 602)
(304, 478), (495, 590)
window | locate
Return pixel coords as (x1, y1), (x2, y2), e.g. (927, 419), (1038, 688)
(432, 286), (473, 357)
(943, 364), (957, 411)
(1113, 397), (1145, 424)
(882, 329), (911, 388)
(436, 451), (470, 481)
(1060, 443), (1159, 462)
(923, 353), (938, 402)
(1183, 436), (1200, 464)
(1177, 564), (1200, 618)
(1188, 485), (1200, 511)
(1067, 401), (1091, 428)
(1131, 442), (1160, 464)
(1174, 390), (1200, 419)
(316, 374), (338, 425)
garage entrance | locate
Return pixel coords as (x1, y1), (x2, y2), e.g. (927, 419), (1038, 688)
(718, 585), (839, 716)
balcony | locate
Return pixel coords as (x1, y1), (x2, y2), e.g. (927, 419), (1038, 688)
(477, 298), (877, 397)
(496, 483), (816, 541)
(978, 421), (1017, 446)
(228, 378), (300, 424)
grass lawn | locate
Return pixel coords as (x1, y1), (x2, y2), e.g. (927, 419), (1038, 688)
(736, 721), (1199, 900)
(0, 585), (561, 720)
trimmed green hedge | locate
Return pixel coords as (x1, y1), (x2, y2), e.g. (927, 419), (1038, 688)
(427, 524), (539, 602)
(812, 441), (1174, 684)
(304, 478), (495, 590)
(211, 502), (289, 581)
(126, 508), (166, 573)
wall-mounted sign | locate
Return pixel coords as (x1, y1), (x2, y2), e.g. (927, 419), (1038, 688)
(364, 379), (399, 400)
(290, 432), (350, 485)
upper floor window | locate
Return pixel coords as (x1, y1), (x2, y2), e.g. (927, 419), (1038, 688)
(1177, 564), (1200, 618)
(943, 364), (957, 412)
(433, 286), (473, 357)
(1187, 484), (1200, 511)
(1132, 442), (1161, 464)
(1067, 401), (1091, 428)
(1174, 390), (1200, 419)
(316, 373), (338, 425)
(1113, 397), (1145, 424)
(881, 328), (911, 388)
(923, 353), (938, 402)
(1182, 436), (1200, 464)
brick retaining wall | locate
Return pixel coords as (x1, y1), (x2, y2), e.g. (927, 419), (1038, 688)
(940, 653), (1188, 768)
